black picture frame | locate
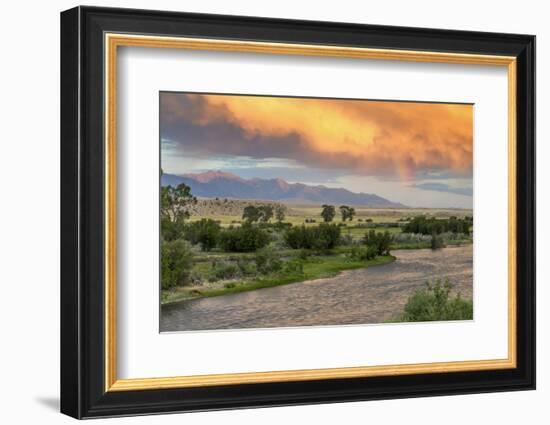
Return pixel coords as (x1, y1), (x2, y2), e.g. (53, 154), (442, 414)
(61, 5), (535, 419)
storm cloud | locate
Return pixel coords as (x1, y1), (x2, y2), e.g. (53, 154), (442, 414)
(160, 92), (473, 181)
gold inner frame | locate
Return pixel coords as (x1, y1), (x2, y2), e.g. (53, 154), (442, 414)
(104, 33), (517, 392)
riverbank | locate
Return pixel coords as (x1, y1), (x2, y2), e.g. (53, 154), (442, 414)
(161, 254), (395, 305)
(161, 245), (473, 331)
(390, 238), (471, 250)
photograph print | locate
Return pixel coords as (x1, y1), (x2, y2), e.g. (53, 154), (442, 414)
(159, 92), (474, 332)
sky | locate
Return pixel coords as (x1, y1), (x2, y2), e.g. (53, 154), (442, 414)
(160, 92), (473, 209)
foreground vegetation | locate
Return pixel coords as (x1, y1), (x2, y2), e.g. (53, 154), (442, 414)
(162, 254), (394, 304)
(160, 180), (473, 309)
(388, 278), (473, 322)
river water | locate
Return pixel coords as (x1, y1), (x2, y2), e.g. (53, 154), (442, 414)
(160, 245), (473, 332)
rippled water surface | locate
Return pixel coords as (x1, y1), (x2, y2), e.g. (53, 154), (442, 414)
(161, 245), (473, 332)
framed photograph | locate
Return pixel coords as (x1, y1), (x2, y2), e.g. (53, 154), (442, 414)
(60, 6), (535, 419)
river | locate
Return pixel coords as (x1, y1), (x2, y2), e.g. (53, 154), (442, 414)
(160, 245), (473, 332)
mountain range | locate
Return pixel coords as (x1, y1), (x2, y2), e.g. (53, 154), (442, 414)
(161, 171), (405, 207)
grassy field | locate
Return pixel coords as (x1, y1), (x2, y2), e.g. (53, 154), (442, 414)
(288, 205), (472, 223)
(187, 199), (473, 228)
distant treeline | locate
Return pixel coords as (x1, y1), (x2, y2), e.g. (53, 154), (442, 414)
(401, 216), (472, 236)
(284, 224), (341, 250)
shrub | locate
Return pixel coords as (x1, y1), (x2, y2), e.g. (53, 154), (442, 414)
(314, 224), (341, 250)
(339, 234), (354, 246)
(184, 219), (221, 251)
(440, 231), (469, 241)
(283, 259), (304, 274)
(268, 229), (287, 249)
(236, 259), (257, 276)
(398, 279), (473, 322)
(160, 240), (193, 289)
(284, 224), (341, 250)
(350, 245), (378, 261)
(212, 261), (240, 280)
(298, 249), (309, 261)
(161, 217), (186, 241)
(362, 230), (393, 255)
(430, 233), (445, 250)
(190, 272), (204, 286)
(255, 247), (283, 274)
(218, 223), (270, 252)
(285, 225), (315, 249)
(393, 233), (431, 244)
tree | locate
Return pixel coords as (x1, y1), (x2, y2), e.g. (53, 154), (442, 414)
(402, 215), (471, 236)
(284, 224), (341, 250)
(218, 223), (270, 252)
(258, 205), (274, 223)
(339, 205), (349, 221)
(339, 205), (356, 222)
(185, 219), (221, 251)
(242, 205), (261, 223)
(161, 216), (186, 242)
(161, 183), (197, 223)
(275, 204), (287, 223)
(160, 239), (193, 289)
(255, 247), (282, 274)
(321, 204), (336, 222)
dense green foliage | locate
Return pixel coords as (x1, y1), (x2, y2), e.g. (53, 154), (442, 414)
(362, 230), (393, 255)
(160, 183), (196, 223)
(339, 205), (356, 221)
(350, 245), (378, 261)
(218, 223), (270, 252)
(160, 183), (197, 242)
(397, 279), (473, 322)
(242, 205), (274, 223)
(160, 239), (193, 289)
(402, 216), (471, 236)
(274, 204), (286, 222)
(241, 205), (261, 223)
(321, 204), (336, 222)
(211, 261), (241, 280)
(284, 223), (341, 250)
(160, 217), (186, 242)
(184, 219), (221, 251)
(258, 205), (274, 222)
(255, 247), (283, 274)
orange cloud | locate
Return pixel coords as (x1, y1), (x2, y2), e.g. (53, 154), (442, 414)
(162, 93), (472, 181)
